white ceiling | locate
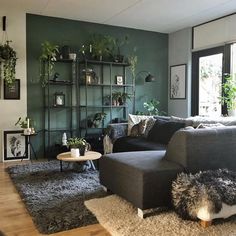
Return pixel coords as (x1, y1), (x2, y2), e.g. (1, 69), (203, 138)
(3, 0), (236, 33)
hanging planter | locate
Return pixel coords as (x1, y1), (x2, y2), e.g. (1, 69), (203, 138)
(0, 40), (17, 87)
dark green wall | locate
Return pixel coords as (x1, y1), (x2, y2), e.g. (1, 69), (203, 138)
(26, 14), (168, 158)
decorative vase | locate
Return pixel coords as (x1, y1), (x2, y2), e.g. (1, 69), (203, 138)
(24, 128), (31, 135)
(71, 148), (80, 158)
(79, 146), (86, 156)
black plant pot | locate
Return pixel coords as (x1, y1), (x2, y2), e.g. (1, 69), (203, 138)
(79, 146), (86, 156)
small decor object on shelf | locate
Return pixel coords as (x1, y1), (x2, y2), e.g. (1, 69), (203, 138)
(62, 132), (67, 146)
(116, 75), (123, 85)
(68, 53), (77, 61)
(4, 79), (20, 99)
(54, 92), (65, 106)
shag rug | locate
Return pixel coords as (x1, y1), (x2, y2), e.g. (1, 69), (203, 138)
(7, 161), (107, 234)
(85, 195), (236, 236)
(172, 169), (236, 220)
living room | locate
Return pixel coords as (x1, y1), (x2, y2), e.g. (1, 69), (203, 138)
(0, 1), (236, 235)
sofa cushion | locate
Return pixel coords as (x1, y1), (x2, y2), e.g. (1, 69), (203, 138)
(113, 136), (167, 153)
(147, 119), (185, 144)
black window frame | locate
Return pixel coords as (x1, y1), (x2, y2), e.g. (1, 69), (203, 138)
(191, 44), (231, 116)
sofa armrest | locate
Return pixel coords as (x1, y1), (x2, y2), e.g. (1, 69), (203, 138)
(106, 123), (128, 143)
(165, 126), (236, 173)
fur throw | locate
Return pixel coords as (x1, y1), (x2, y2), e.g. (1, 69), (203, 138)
(172, 169), (236, 220)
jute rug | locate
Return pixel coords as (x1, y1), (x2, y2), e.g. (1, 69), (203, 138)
(7, 161), (107, 234)
(85, 195), (236, 236)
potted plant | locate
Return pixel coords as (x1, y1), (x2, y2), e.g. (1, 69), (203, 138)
(112, 91), (132, 106)
(15, 117), (35, 135)
(39, 41), (59, 87)
(92, 112), (107, 128)
(0, 40), (17, 87)
(119, 92), (132, 105)
(220, 74), (236, 116)
(67, 137), (88, 157)
(143, 99), (162, 115)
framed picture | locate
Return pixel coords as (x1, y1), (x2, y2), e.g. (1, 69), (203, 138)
(54, 92), (65, 106)
(170, 64), (187, 99)
(3, 130), (28, 161)
(4, 79), (20, 100)
(116, 75), (123, 85)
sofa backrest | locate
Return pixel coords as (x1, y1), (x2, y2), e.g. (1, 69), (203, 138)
(165, 126), (236, 173)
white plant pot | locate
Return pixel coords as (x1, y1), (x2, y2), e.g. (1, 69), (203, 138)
(228, 109), (236, 117)
(71, 148), (80, 158)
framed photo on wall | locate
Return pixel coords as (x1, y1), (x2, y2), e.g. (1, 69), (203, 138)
(4, 79), (20, 100)
(170, 64), (187, 99)
(115, 75), (123, 85)
(3, 130), (28, 161)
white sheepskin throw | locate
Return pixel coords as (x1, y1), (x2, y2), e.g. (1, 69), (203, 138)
(172, 169), (236, 220)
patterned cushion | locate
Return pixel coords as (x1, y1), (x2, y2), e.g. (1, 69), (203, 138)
(144, 117), (156, 137)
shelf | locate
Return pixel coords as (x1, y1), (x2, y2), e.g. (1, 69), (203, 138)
(45, 128), (78, 132)
(45, 106), (77, 109)
(48, 80), (74, 86)
(80, 59), (130, 66)
(55, 58), (75, 63)
(79, 105), (128, 108)
(79, 83), (133, 87)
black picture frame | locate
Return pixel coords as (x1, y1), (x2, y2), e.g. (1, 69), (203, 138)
(4, 79), (20, 100)
(4, 130), (28, 161)
(115, 75), (123, 85)
(170, 64), (187, 99)
(54, 92), (65, 106)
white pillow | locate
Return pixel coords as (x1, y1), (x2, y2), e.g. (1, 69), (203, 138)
(128, 114), (152, 136)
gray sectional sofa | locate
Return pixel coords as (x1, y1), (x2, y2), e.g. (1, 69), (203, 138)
(100, 126), (236, 217)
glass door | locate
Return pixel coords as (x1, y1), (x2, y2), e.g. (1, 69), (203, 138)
(192, 46), (226, 116)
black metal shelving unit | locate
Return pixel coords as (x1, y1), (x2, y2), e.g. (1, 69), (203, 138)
(77, 59), (133, 138)
(44, 59), (77, 159)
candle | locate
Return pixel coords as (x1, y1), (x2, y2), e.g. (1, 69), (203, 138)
(27, 118), (29, 128)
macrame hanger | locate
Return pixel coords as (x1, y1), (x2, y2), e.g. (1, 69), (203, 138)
(2, 16), (8, 44)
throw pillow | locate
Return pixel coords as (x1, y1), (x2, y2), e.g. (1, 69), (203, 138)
(147, 119), (185, 144)
(127, 114), (152, 135)
(144, 117), (156, 137)
(130, 120), (147, 137)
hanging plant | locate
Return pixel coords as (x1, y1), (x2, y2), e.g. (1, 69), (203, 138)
(39, 41), (59, 87)
(0, 40), (17, 87)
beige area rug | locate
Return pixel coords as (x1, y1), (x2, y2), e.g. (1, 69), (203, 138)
(85, 195), (236, 236)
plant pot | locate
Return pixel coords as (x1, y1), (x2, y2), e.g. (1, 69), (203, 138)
(71, 148), (80, 158)
(228, 109), (236, 117)
(79, 146), (86, 156)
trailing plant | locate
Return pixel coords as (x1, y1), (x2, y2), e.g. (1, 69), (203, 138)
(220, 74), (236, 111)
(128, 54), (138, 80)
(0, 40), (17, 86)
(39, 41), (59, 87)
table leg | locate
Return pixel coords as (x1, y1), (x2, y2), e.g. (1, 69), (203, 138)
(60, 161), (63, 172)
(89, 160), (96, 170)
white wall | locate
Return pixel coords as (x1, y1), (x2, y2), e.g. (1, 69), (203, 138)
(0, 9), (27, 162)
(168, 28), (192, 117)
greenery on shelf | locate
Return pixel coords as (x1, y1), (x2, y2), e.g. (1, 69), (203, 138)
(67, 137), (87, 148)
(0, 40), (17, 87)
(112, 91), (132, 106)
(220, 74), (236, 112)
(39, 41), (59, 87)
(128, 53), (138, 80)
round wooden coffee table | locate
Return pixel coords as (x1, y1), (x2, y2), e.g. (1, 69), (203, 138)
(56, 151), (101, 172)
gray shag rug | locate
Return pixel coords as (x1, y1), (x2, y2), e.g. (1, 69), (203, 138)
(85, 195), (236, 236)
(7, 161), (107, 234)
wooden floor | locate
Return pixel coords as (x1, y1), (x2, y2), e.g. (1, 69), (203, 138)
(0, 161), (110, 236)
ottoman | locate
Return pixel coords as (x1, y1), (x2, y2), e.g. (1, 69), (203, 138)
(99, 150), (184, 217)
